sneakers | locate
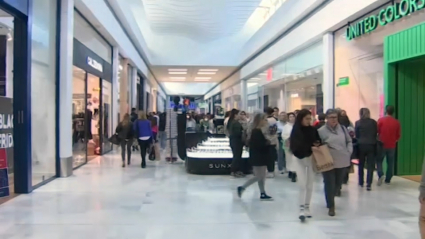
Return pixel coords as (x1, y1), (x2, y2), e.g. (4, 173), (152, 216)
(231, 172), (245, 178)
(237, 186), (245, 198)
(377, 176), (384, 186)
(304, 204), (312, 218)
(267, 172), (275, 178)
(299, 205), (306, 222)
(291, 173), (297, 183)
(122, 162), (125, 168)
(260, 193), (273, 201)
(366, 186), (372, 191)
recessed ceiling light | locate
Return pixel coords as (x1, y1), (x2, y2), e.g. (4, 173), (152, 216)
(259, 73), (267, 76)
(197, 72), (216, 75)
(169, 77), (186, 80)
(250, 78), (261, 80)
(169, 72), (187, 75)
(170, 79), (186, 82)
(195, 77), (211, 80)
(198, 69), (218, 72)
(168, 69), (187, 72)
(194, 79), (210, 82)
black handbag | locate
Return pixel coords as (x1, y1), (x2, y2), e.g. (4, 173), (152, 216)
(109, 134), (121, 145)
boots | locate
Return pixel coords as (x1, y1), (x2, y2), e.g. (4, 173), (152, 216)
(328, 207), (335, 217)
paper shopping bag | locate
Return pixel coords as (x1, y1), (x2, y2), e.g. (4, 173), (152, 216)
(154, 143), (161, 161)
(311, 145), (334, 172)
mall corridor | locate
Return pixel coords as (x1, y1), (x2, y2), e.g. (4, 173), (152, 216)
(0, 152), (420, 239)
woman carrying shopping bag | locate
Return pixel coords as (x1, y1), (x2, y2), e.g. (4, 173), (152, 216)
(318, 109), (352, 217)
(290, 109), (321, 222)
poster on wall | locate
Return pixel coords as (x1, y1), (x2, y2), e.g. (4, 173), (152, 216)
(0, 97), (13, 198)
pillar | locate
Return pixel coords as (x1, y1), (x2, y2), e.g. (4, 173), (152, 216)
(58, 0), (74, 175)
(119, 58), (129, 118)
(112, 47), (119, 131)
(240, 80), (247, 110)
(323, 33), (334, 111)
(131, 67), (137, 109)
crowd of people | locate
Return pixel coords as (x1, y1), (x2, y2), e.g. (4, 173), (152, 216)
(115, 108), (166, 168)
(223, 105), (401, 221)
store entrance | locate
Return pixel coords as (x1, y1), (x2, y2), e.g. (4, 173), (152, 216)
(395, 57), (425, 177)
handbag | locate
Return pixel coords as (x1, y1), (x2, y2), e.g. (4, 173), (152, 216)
(311, 144), (334, 172)
(108, 134), (121, 145)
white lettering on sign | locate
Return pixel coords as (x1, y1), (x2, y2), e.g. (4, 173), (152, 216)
(87, 57), (103, 72)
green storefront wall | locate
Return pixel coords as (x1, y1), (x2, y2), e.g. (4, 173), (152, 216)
(384, 21), (425, 175)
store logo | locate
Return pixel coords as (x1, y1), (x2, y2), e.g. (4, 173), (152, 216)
(208, 163), (231, 169)
(346, 0), (425, 41)
(87, 57), (103, 72)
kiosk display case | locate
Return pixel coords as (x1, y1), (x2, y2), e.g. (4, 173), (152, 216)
(185, 137), (249, 175)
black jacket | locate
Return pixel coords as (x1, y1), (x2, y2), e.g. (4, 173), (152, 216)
(229, 120), (243, 140)
(130, 112), (138, 123)
(249, 128), (270, 166)
(116, 122), (134, 140)
(355, 118), (378, 145)
(159, 113), (166, 131)
(290, 125), (321, 159)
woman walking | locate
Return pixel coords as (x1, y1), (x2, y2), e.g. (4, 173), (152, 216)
(290, 109), (321, 221)
(229, 109), (245, 177)
(115, 113), (134, 167)
(355, 108), (378, 190)
(318, 109), (353, 216)
(282, 112), (296, 182)
(237, 113), (272, 200)
(133, 111), (153, 168)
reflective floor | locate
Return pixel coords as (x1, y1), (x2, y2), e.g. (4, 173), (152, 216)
(0, 151), (421, 239)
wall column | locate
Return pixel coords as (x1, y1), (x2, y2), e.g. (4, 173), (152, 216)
(323, 32), (334, 110)
(58, 0), (74, 176)
(240, 80), (247, 110)
(111, 47), (119, 131)
(119, 58), (129, 118)
(131, 67), (137, 109)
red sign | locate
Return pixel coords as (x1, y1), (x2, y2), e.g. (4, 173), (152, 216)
(0, 149), (7, 169)
(266, 68), (273, 81)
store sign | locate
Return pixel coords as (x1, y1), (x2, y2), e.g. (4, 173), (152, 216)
(0, 97), (13, 198)
(338, 77), (349, 86)
(87, 57), (103, 72)
(208, 163), (232, 169)
(346, 0), (425, 41)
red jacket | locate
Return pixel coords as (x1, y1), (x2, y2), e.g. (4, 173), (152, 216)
(377, 116), (401, 149)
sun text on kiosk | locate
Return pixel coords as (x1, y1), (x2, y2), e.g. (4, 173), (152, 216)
(346, 0), (425, 41)
(209, 163), (232, 169)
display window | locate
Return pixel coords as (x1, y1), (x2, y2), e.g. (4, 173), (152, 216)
(334, 2), (425, 122)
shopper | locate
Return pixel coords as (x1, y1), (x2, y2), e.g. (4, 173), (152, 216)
(237, 113), (272, 200)
(290, 109), (321, 221)
(115, 113), (134, 167)
(264, 107), (278, 178)
(339, 110), (352, 128)
(186, 114), (197, 131)
(133, 111), (153, 168)
(273, 107), (279, 119)
(419, 156), (425, 239)
(158, 112), (166, 150)
(355, 108), (378, 191)
(229, 109), (244, 177)
(277, 112), (287, 174)
(282, 112), (296, 182)
(224, 111), (231, 136)
(130, 108), (138, 123)
(314, 113), (326, 129)
(377, 105), (401, 185)
(318, 109), (352, 216)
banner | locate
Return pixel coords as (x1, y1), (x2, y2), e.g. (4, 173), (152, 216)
(0, 97), (13, 198)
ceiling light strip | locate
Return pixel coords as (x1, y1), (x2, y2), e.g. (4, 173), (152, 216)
(198, 69), (219, 72)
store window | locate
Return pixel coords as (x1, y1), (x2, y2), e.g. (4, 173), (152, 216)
(72, 66), (86, 168)
(31, 0), (57, 185)
(247, 42), (323, 115)
(334, 3), (425, 121)
(102, 80), (112, 154)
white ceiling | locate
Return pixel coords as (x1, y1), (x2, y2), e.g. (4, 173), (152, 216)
(151, 66), (236, 82)
(141, 0), (262, 42)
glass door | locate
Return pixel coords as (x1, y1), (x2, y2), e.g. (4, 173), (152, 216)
(86, 73), (101, 160)
(101, 80), (112, 154)
(72, 66), (87, 168)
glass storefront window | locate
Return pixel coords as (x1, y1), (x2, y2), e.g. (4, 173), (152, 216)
(102, 80), (112, 154)
(86, 73), (101, 160)
(31, 0), (57, 186)
(333, 3), (425, 122)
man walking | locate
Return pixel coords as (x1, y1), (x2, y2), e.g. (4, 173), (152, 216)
(377, 105), (401, 185)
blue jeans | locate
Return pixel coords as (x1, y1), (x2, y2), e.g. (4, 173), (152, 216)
(277, 137), (286, 171)
(377, 148), (396, 182)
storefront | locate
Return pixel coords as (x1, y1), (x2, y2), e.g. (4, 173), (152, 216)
(221, 83), (242, 111)
(212, 93), (222, 116)
(72, 10), (113, 168)
(334, 0), (425, 175)
(137, 73), (144, 111)
(245, 42), (324, 115)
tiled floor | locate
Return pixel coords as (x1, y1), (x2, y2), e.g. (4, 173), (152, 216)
(0, 151), (421, 239)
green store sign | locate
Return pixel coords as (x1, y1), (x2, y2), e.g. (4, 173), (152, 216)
(346, 0), (425, 41)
